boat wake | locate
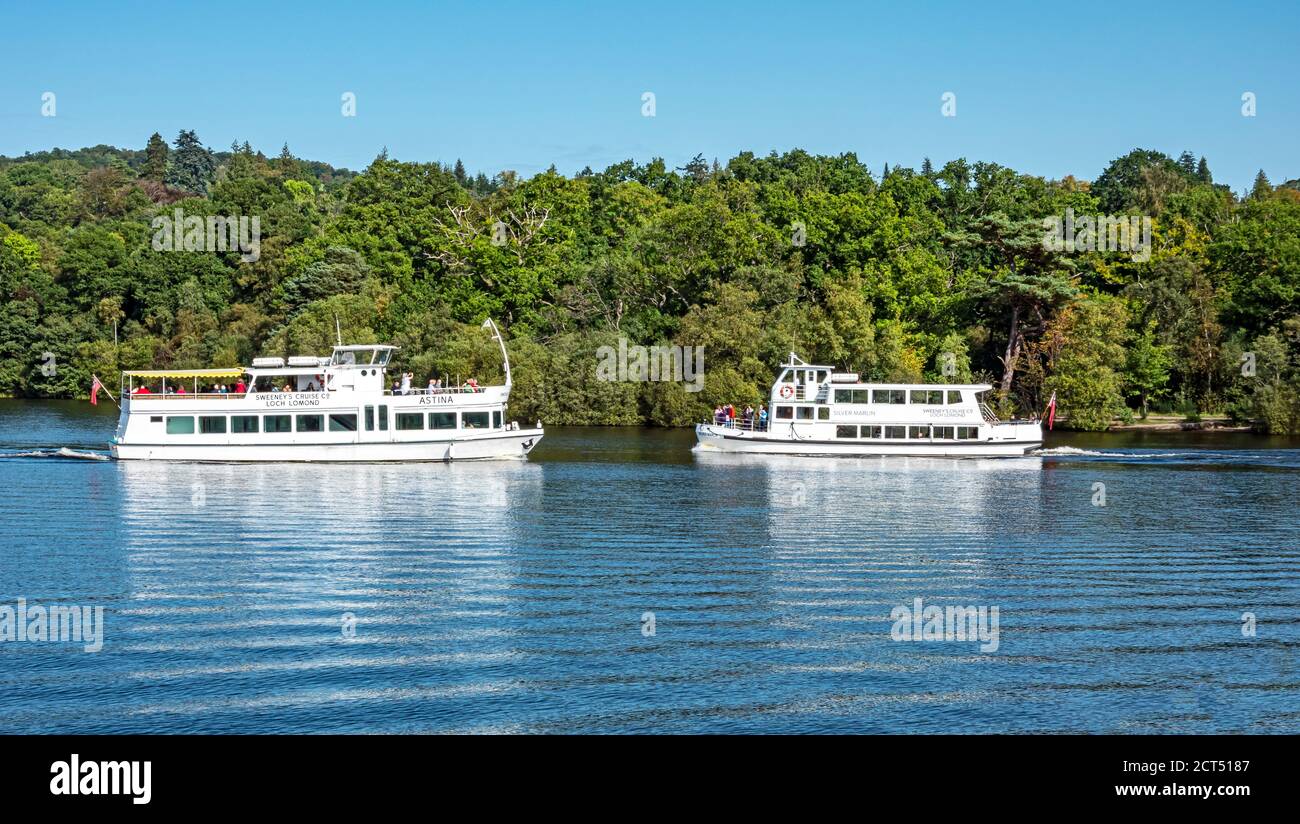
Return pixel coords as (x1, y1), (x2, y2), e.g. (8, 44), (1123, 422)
(0, 447), (111, 461)
(1032, 446), (1182, 458)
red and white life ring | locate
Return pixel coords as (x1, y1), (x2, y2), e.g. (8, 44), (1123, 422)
(778, 384), (795, 399)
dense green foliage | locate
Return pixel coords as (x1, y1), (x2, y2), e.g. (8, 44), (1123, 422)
(2, 134), (1298, 431)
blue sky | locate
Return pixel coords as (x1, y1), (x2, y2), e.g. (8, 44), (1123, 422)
(2, 0), (1296, 192)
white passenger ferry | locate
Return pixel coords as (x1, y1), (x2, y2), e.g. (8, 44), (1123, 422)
(695, 354), (1042, 457)
(110, 321), (543, 462)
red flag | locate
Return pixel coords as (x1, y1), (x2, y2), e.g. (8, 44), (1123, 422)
(1045, 391), (1057, 431)
(90, 375), (103, 406)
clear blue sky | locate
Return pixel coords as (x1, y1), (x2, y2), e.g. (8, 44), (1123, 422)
(2, 0), (1296, 193)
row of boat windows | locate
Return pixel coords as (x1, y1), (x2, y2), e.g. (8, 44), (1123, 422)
(157, 410), (501, 435)
(833, 389), (964, 405)
(836, 425), (982, 440)
(775, 406), (831, 420)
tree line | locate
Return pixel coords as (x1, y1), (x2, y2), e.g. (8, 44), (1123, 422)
(1, 132), (1297, 432)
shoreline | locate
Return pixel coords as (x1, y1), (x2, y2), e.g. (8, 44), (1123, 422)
(1102, 415), (1255, 433)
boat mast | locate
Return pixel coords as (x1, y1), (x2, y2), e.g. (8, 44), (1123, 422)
(482, 318), (511, 388)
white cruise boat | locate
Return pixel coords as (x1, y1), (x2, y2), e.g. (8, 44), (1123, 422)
(694, 354), (1042, 457)
(109, 321), (543, 462)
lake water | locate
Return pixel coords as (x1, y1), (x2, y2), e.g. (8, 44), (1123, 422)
(2, 399), (1298, 733)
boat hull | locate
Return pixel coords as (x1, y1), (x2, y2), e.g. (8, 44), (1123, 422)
(694, 424), (1039, 457)
(111, 428), (543, 462)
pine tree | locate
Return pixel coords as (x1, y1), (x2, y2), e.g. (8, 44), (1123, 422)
(1178, 151), (1197, 178)
(1251, 169), (1272, 199)
(163, 130), (216, 194)
(142, 132), (169, 182)
(453, 158), (467, 186)
(1196, 156), (1212, 184)
(921, 157), (934, 177)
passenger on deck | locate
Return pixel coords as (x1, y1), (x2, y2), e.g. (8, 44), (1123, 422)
(466, 378), (480, 392)
(235, 379), (247, 394)
(306, 382), (316, 392)
(400, 372), (411, 395)
(743, 405), (754, 428)
(759, 405), (768, 431)
(713, 405), (724, 425)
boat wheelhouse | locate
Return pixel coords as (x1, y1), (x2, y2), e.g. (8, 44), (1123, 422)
(110, 321), (543, 462)
(694, 354), (1042, 457)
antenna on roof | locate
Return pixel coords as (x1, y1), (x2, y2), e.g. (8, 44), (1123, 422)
(334, 314), (342, 347)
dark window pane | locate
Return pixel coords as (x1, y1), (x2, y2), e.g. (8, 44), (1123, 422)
(429, 412), (457, 429)
(296, 414), (323, 433)
(396, 413), (424, 430)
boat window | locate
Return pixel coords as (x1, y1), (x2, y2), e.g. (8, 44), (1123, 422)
(364, 406), (374, 431)
(910, 390), (943, 404)
(165, 416), (194, 435)
(493, 411), (502, 429)
(378, 406), (389, 431)
(429, 412), (457, 429)
(796, 407), (814, 420)
(873, 389), (905, 404)
(947, 390), (962, 404)
(463, 411), (489, 429)
(836, 389), (873, 404)
(198, 416), (227, 434)
(835, 425), (857, 439)
(264, 415), (291, 433)
(396, 412), (424, 430)
(329, 413), (357, 432)
(232, 415), (259, 433)
(775, 406), (793, 420)
(884, 425), (906, 439)
(150, 416), (163, 423)
(909, 426), (930, 439)
(861, 425), (882, 439)
(296, 414), (324, 433)
(958, 426), (980, 440)
(817, 407), (830, 420)
(778, 370), (793, 384)
(375, 349), (392, 366)
(933, 426), (955, 440)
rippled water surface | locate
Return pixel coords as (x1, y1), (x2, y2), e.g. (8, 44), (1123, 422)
(2, 400), (1298, 733)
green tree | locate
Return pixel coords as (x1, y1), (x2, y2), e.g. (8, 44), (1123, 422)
(164, 130), (217, 195)
(142, 132), (169, 182)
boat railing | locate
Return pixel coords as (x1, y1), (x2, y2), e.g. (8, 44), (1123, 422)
(773, 386), (825, 402)
(979, 402), (1000, 423)
(129, 391), (253, 399)
(704, 417), (769, 432)
(385, 386), (487, 396)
